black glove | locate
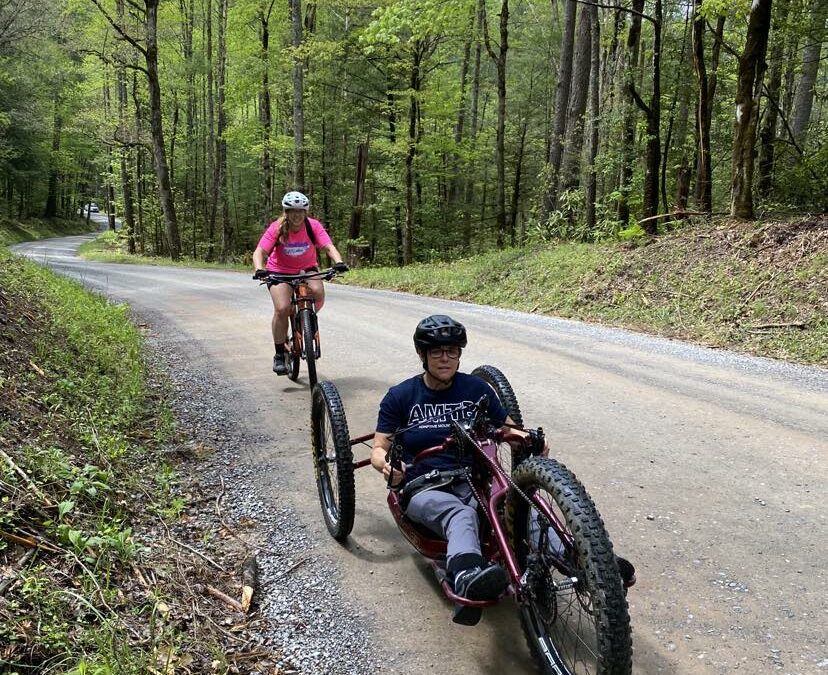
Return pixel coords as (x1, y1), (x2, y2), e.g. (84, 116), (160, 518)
(253, 269), (269, 280)
(333, 261), (349, 273)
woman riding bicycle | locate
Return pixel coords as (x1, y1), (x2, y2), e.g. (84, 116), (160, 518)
(252, 191), (348, 375)
(370, 315), (540, 621)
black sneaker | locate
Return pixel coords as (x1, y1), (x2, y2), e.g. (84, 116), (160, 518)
(453, 564), (508, 601)
(273, 352), (287, 375)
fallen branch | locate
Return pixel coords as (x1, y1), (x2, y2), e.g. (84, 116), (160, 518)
(169, 535), (227, 574)
(0, 449), (53, 507)
(28, 360), (46, 376)
(273, 556), (309, 581)
(747, 321), (807, 330)
(240, 556), (258, 612)
(205, 584), (244, 613)
(638, 210), (709, 225)
(0, 529), (60, 553)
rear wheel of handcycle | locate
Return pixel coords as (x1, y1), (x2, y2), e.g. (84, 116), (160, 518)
(286, 315), (301, 381)
(301, 308), (317, 388)
(311, 381), (355, 540)
(507, 456), (632, 675)
(472, 364), (525, 472)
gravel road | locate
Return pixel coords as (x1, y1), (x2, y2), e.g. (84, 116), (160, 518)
(11, 230), (828, 675)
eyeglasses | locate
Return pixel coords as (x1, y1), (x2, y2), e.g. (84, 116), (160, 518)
(426, 346), (462, 359)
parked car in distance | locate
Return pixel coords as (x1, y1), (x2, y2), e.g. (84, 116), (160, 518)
(87, 203), (99, 213)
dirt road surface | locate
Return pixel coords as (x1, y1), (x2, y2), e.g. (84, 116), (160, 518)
(12, 232), (827, 674)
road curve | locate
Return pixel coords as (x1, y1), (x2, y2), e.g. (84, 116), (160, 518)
(11, 233), (827, 675)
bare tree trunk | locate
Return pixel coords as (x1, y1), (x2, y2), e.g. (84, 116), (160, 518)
(449, 10), (474, 207)
(290, 0), (305, 189)
(790, 0), (824, 146)
(259, 2), (274, 223)
(585, 2), (600, 232)
(146, 0), (181, 259)
(692, 0), (712, 213)
(44, 95), (61, 218)
(216, 0), (231, 258)
(508, 118), (527, 245)
(542, 0), (576, 219)
(730, 0), (773, 219)
(483, 0), (509, 248)
(403, 46), (423, 265)
(205, 0), (216, 260)
(617, 0), (644, 226)
(559, 4), (592, 214)
(347, 141), (370, 266)
(758, 0), (788, 197)
(463, 0), (485, 250)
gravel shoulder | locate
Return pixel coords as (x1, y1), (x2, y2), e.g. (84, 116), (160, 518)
(139, 307), (385, 674)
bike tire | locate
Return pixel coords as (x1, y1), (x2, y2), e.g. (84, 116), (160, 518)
(286, 315), (301, 381)
(472, 364), (525, 470)
(301, 308), (317, 388)
(507, 456), (632, 675)
(311, 381), (355, 540)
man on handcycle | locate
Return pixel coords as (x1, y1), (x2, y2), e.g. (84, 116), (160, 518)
(371, 315), (541, 622)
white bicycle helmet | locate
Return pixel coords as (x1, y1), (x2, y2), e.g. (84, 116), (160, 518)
(281, 191), (310, 210)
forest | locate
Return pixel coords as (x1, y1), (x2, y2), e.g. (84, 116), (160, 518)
(0, 0), (825, 265)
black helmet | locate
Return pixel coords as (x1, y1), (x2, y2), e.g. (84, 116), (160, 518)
(413, 315), (467, 350)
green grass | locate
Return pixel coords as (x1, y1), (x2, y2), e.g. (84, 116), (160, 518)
(0, 215), (98, 246)
(79, 230), (248, 270)
(0, 247), (191, 671)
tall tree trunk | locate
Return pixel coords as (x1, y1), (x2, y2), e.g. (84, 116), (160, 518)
(542, 0), (576, 219)
(205, 0), (216, 260)
(483, 0), (509, 248)
(790, 0), (824, 146)
(463, 0), (485, 250)
(44, 95), (61, 218)
(449, 10), (474, 207)
(216, 0), (230, 258)
(692, 0), (712, 213)
(585, 3), (600, 232)
(559, 3), (592, 213)
(290, 0), (305, 188)
(617, 0), (644, 226)
(730, 0), (773, 219)
(348, 141), (369, 265)
(508, 118), (528, 245)
(259, 2), (274, 223)
(403, 45), (423, 265)
(757, 0), (788, 197)
(179, 0), (196, 256)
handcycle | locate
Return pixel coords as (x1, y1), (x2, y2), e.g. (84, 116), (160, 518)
(257, 268), (341, 388)
(309, 365), (634, 675)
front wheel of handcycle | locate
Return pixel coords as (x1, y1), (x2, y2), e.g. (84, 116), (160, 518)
(507, 456), (632, 675)
(311, 381), (355, 540)
(472, 364), (526, 472)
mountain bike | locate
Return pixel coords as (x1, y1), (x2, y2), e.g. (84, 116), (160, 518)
(258, 268), (340, 388)
(309, 366), (634, 675)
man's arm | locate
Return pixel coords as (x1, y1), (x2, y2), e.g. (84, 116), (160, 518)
(371, 431), (405, 486)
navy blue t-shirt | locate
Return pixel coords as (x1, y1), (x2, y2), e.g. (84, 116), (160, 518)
(376, 372), (508, 481)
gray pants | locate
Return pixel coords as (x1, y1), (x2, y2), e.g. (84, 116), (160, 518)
(405, 481), (480, 567)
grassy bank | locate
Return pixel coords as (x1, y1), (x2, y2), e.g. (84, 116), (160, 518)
(0, 215), (98, 247)
(343, 217), (827, 366)
(0, 248), (260, 672)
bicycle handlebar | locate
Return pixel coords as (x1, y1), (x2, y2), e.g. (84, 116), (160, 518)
(256, 267), (340, 285)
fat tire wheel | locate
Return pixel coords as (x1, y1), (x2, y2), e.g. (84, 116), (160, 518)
(507, 456), (632, 675)
(311, 381), (355, 540)
(301, 309), (317, 388)
(286, 315), (300, 381)
(472, 364), (526, 469)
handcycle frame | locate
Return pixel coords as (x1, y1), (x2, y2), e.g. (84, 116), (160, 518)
(260, 268), (338, 388)
(310, 366), (633, 674)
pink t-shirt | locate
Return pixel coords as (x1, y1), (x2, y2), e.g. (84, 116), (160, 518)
(257, 217), (333, 274)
